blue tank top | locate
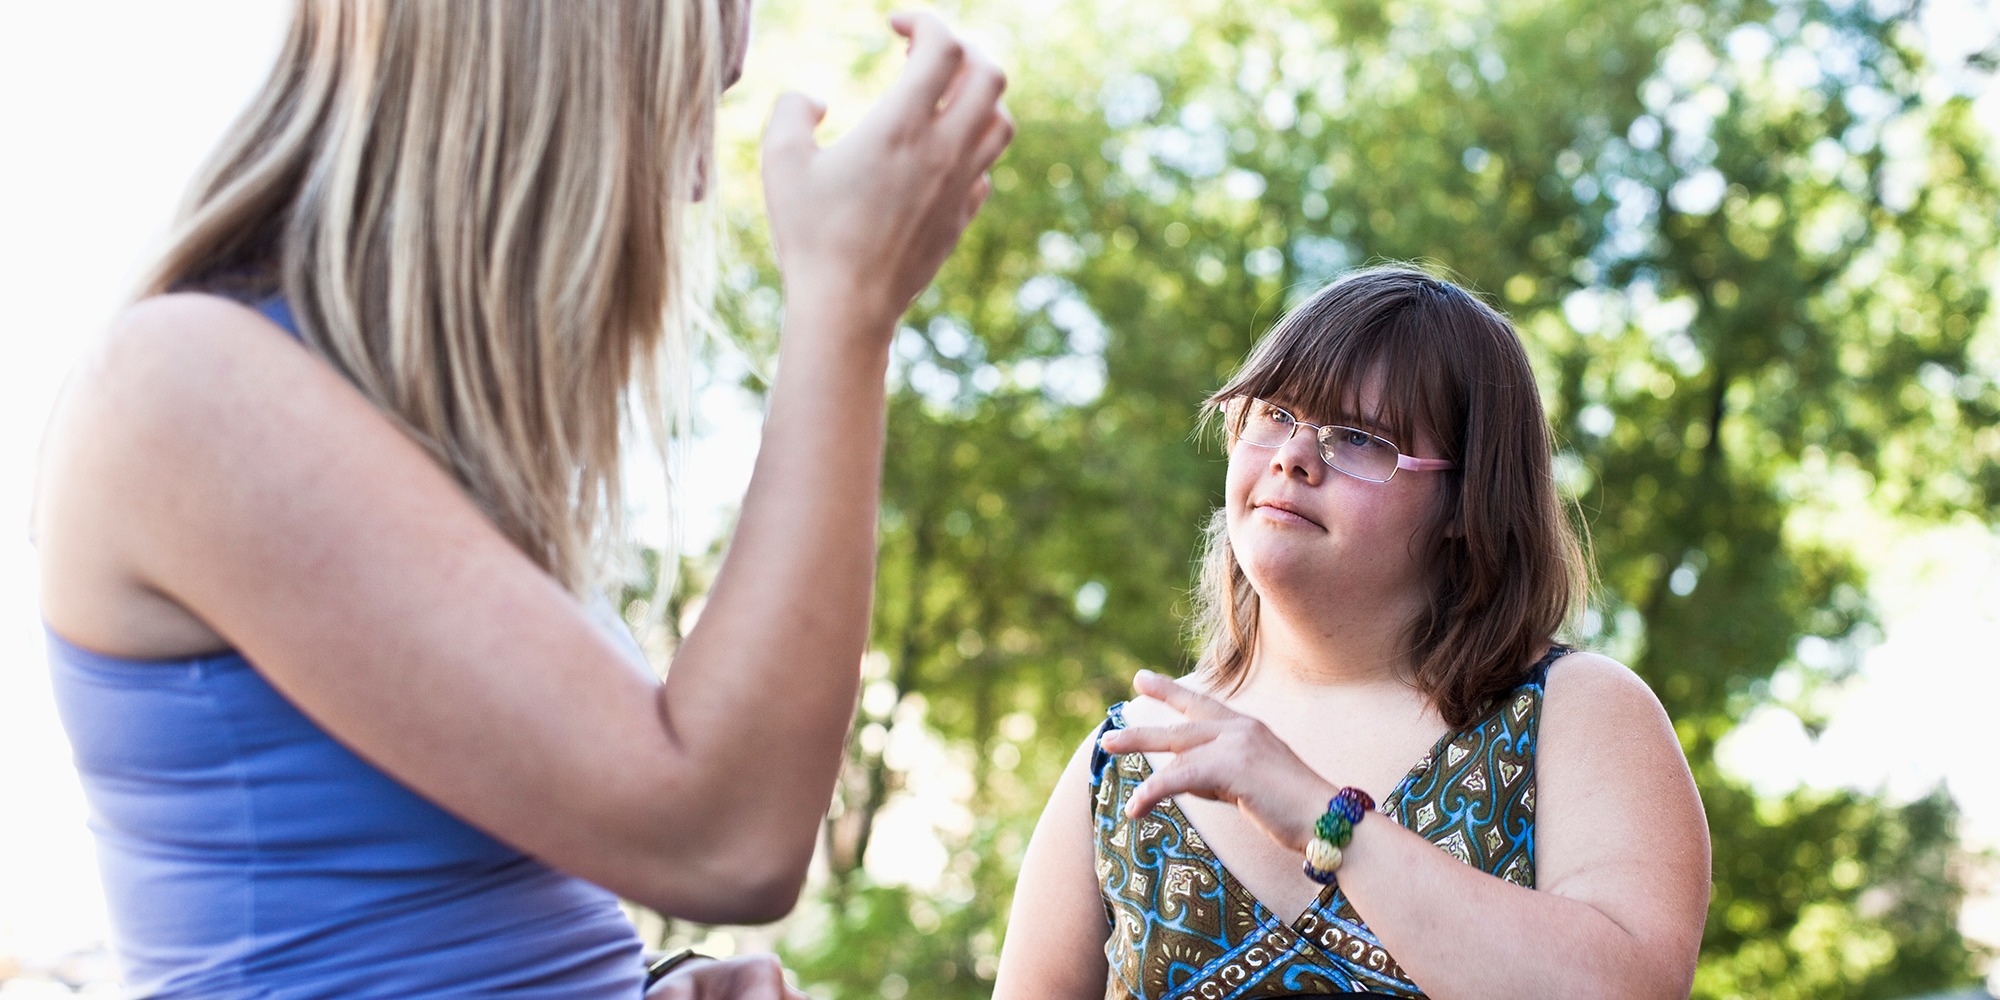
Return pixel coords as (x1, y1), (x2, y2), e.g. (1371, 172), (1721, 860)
(44, 295), (644, 998)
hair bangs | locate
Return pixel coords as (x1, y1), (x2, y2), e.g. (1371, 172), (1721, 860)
(1210, 280), (1466, 465)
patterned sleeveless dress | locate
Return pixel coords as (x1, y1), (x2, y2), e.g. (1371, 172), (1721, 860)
(1089, 647), (1565, 999)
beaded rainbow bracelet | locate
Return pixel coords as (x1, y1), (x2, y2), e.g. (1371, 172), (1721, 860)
(1303, 786), (1375, 885)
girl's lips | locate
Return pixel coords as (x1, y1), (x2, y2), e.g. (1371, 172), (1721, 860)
(1253, 501), (1323, 529)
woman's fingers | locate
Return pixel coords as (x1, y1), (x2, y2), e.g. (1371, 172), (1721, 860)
(643, 953), (798, 999)
(761, 11), (1009, 329)
(759, 92), (828, 258)
(886, 10), (968, 116)
(971, 102), (1015, 172)
(960, 172), (992, 228)
(939, 49), (1007, 138)
(759, 92), (826, 201)
(888, 11), (1007, 167)
(762, 91), (827, 156)
(734, 954), (795, 999)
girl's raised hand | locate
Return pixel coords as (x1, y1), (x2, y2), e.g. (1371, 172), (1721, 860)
(1098, 670), (1339, 854)
(760, 10), (1013, 336)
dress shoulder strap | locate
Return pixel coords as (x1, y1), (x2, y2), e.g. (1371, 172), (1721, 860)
(1525, 643), (1571, 687)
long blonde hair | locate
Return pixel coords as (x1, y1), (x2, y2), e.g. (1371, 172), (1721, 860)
(142, 0), (738, 593)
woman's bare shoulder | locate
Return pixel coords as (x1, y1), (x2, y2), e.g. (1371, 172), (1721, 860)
(48, 292), (329, 460)
(36, 290), (436, 655)
(41, 290), (392, 551)
(90, 292), (311, 393)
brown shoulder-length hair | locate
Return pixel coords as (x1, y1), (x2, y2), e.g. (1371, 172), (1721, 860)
(1190, 265), (1588, 728)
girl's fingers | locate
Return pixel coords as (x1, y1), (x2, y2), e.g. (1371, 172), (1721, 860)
(1127, 758), (1227, 817)
(1132, 670), (1234, 720)
(1127, 783), (1165, 818)
(1099, 721), (1222, 755)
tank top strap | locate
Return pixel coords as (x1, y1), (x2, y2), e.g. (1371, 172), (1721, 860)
(251, 294), (304, 341)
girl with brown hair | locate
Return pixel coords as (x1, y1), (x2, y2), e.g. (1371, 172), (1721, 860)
(33, 1), (1010, 996)
(996, 266), (1709, 999)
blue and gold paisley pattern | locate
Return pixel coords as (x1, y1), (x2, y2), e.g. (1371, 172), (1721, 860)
(1090, 647), (1565, 999)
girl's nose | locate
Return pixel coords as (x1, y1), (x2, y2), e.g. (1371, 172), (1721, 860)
(1271, 426), (1325, 484)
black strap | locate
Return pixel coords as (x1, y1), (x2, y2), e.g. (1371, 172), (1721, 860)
(642, 948), (713, 988)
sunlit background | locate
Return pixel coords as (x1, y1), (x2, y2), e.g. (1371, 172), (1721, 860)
(4, 1), (1999, 996)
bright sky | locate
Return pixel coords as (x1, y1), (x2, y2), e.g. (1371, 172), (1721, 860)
(0, 3), (290, 972)
(2, 0), (1996, 987)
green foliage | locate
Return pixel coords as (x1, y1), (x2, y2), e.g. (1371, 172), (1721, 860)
(666, 0), (2000, 995)
(785, 824), (1031, 999)
(1695, 781), (1975, 998)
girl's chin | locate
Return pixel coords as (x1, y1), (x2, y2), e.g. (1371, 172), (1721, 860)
(1234, 550), (1328, 596)
(1234, 546), (1416, 609)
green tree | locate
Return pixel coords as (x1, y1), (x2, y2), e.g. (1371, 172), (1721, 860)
(660, 0), (2000, 996)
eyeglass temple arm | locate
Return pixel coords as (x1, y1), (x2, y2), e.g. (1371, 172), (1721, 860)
(1396, 455), (1457, 472)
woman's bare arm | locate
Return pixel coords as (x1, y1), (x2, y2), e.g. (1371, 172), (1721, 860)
(34, 12), (1010, 925)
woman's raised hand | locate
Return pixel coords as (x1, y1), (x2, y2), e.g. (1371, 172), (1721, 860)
(1098, 671), (1340, 854)
(760, 10), (1013, 335)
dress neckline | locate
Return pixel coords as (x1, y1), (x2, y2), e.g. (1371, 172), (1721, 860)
(1108, 644), (1566, 928)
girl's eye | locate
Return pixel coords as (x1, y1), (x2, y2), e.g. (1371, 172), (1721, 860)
(1341, 429), (1374, 448)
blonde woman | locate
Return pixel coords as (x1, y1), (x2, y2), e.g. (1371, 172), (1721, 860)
(995, 268), (1708, 999)
(33, 2), (1010, 997)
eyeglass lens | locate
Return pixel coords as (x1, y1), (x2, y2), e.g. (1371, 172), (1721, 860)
(1234, 398), (1401, 483)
